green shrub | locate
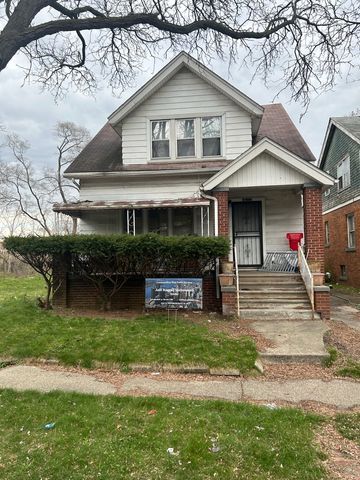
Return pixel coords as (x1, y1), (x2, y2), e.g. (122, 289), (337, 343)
(4, 234), (229, 309)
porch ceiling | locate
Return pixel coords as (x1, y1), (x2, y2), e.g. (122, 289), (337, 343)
(53, 197), (210, 216)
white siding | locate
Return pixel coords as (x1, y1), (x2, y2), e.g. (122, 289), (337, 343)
(230, 188), (303, 253)
(79, 211), (123, 234)
(79, 174), (210, 202)
(121, 68), (252, 164)
(220, 152), (311, 188)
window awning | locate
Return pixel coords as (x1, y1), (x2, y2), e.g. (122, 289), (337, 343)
(53, 197), (210, 215)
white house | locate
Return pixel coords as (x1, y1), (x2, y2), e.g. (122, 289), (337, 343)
(54, 52), (334, 318)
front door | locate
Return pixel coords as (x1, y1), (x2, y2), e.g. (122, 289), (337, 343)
(232, 201), (263, 267)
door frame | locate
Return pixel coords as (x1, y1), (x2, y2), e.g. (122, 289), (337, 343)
(231, 199), (265, 267)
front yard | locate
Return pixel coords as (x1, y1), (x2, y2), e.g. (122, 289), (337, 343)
(0, 276), (257, 372)
(0, 389), (326, 480)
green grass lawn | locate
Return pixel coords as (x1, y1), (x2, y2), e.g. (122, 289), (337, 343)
(335, 413), (360, 445)
(0, 389), (326, 480)
(0, 276), (257, 371)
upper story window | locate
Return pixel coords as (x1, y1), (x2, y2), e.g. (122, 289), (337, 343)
(176, 119), (195, 157)
(337, 154), (350, 191)
(202, 116), (222, 156)
(151, 116), (223, 160)
(151, 120), (170, 158)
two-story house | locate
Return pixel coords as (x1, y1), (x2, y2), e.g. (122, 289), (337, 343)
(54, 52), (334, 319)
(319, 116), (360, 287)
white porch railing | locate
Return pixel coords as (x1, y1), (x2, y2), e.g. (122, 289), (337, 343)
(297, 244), (314, 312)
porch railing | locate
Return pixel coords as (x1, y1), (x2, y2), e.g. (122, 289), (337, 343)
(297, 244), (314, 312)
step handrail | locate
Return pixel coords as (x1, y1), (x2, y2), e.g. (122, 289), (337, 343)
(297, 244), (314, 312)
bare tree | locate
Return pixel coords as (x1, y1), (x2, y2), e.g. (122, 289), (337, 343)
(0, 1), (360, 106)
(0, 122), (89, 235)
(45, 122), (90, 234)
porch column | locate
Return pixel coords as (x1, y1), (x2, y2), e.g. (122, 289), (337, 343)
(303, 184), (324, 274)
(213, 188), (229, 237)
(303, 184), (330, 319)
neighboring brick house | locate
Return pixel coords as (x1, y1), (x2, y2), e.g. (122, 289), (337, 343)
(319, 116), (360, 287)
(53, 52), (334, 318)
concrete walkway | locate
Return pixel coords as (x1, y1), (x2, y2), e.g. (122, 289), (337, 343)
(0, 365), (359, 409)
(331, 294), (360, 331)
(252, 320), (330, 363)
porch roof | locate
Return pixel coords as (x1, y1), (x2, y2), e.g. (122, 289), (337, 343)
(53, 197), (210, 216)
(202, 138), (335, 191)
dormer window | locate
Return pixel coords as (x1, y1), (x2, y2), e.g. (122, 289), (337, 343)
(202, 116), (222, 156)
(151, 120), (170, 158)
(176, 119), (195, 157)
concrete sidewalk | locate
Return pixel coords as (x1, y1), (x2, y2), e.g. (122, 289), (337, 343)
(0, 365), (359, 409)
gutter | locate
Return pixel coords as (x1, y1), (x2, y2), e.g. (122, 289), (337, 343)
(63, 167), (222, 179)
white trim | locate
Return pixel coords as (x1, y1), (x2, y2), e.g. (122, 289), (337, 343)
(323, 195), (360, 215)
(319, 118), (360, 168)
(202, 138), (335, 190)
(108, 52), (263, 125)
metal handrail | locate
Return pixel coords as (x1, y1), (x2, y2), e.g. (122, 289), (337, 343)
(297, 244), (314, 312)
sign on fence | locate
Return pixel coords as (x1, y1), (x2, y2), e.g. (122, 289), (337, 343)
(145, 278), (203, 310)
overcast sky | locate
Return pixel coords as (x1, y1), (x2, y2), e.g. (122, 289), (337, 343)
(0, 53), (359, 169)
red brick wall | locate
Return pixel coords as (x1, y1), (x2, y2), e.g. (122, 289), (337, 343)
(323, 200), (360, 287)
(53, 274), (220, 312)
(314, 289), (331, 320)
(213, 190), (229, 237)
(303, 186), (324, 272)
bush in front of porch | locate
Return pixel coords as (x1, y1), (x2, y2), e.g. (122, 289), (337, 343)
(4, 234), (229, 310)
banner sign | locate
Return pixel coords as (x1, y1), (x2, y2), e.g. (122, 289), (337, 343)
(145, 278), (203, 310)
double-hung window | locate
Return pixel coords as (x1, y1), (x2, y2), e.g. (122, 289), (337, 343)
(201, 116), (222, 156)
(337, 155), (350, 191)
(151, 120), (170, 158)
(176, 119), (195, 157)
(347, 213), (355, 249)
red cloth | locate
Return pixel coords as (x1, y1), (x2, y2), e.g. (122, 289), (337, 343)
(286, 233), (304, 251)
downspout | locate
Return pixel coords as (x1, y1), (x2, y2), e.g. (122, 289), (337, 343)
(199, 189), (218, 236)
(200, 188), (220, 299)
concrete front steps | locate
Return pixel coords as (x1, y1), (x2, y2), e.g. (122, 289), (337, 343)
(222, 271), (320, 320)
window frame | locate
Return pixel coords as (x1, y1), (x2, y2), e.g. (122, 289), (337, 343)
(347, 213), (356, 249)
(151, 119), (171, 160)
(176, 118), (196, 158)
(337, 154), (351, 192)
(325, 221), (330, 246)
(149, 115), (224, 162)
(201, 116), (222, 158)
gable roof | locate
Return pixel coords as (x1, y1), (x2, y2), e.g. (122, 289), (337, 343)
(255, 104), (316, 162)
(319, 116), (360, 168)
(202, 137), (334, 191)
(65, 103), (316, 175)
(108, 52), (264, 127)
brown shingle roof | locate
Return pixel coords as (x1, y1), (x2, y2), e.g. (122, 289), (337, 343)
(65, 103), (315, 175)
(255, 104), (316, 162)
(65, 123), (122, 174)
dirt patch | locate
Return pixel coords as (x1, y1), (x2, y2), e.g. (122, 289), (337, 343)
(324, 320), (360, 359)
(316, 423), (360, 480)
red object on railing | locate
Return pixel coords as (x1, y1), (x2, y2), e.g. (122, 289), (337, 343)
(286, 232), (304, 251)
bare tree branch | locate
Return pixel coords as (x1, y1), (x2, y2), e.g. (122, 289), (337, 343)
(0, 1), (360, 105)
